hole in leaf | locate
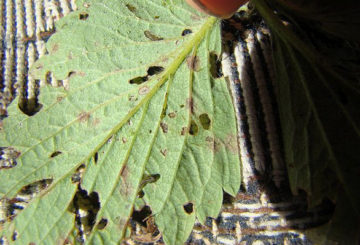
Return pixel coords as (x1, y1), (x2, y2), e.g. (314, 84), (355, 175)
(161, 104), (168, 119)
(147, 66), (164, 76)
(137, 174), (160, 197)
(125, 3), (136, 13)
(4, 179), (54, 219)
(199, 113), (211, 130)
(50, 151), (62, 158)
(71, 189), (100, 237)
(209, 52), (223, 79)
(73, 190), (100, 211)
(183, 202), (194, 214)
(138, 190), (145, 198)
(71, 164), (86, 183)
(182, 29), (192, 36)
(129, 76), (148, 85)
(67, 71), (76, 78)
(140, 174), (160, 187)
(96, 218), (108, 230)
(79, 12), (89, 20)
(11, 231), (17, 241)
(18, 99), (43, 116)
(189, 120), (199, 136)
(19, 179), (53, 196)
(94, 152), (98, 164)
(129, 66), (164, 85)
(132, 205), (152, 226)
(144, 30), (163, 41)
(0, 147), (21, 170)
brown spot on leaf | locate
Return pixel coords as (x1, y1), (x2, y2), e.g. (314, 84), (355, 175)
(208, 134), (239, 154)
(78, 71), (86, 77)
(68, 52), (73, 60)
(160, 122), (168, 133)
(186, 98), (194, 114)
(77, 111), (90, 123)
(126, 4), (136, 13)
(160, 149), (167, 157)
(120, 165), (129, 179)
(138, 86), (150, 95)
(122, 137), (127, 143)
(56, 96), (64, 102)
(120, 166), (132, 197)
(128, 95), (137, 101)
(181, 127), (188, 136)
(168, 112), (176, 118)
(117, 217), (129, 232)
(186, 55), (200, 71)
(144, 30), (163, 41)
(206, 136), (220, 153)
(224, 134), (238, 154)
(51, 43), (59, 53)
(191, 14), (202, 21)
(92, 118), (101, 127)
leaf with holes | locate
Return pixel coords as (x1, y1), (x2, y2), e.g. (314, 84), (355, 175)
(0, 0), (240, 244)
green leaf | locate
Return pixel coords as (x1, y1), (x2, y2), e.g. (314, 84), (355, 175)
(254, 0), (360, 243)
(0, 0), (240, 244)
